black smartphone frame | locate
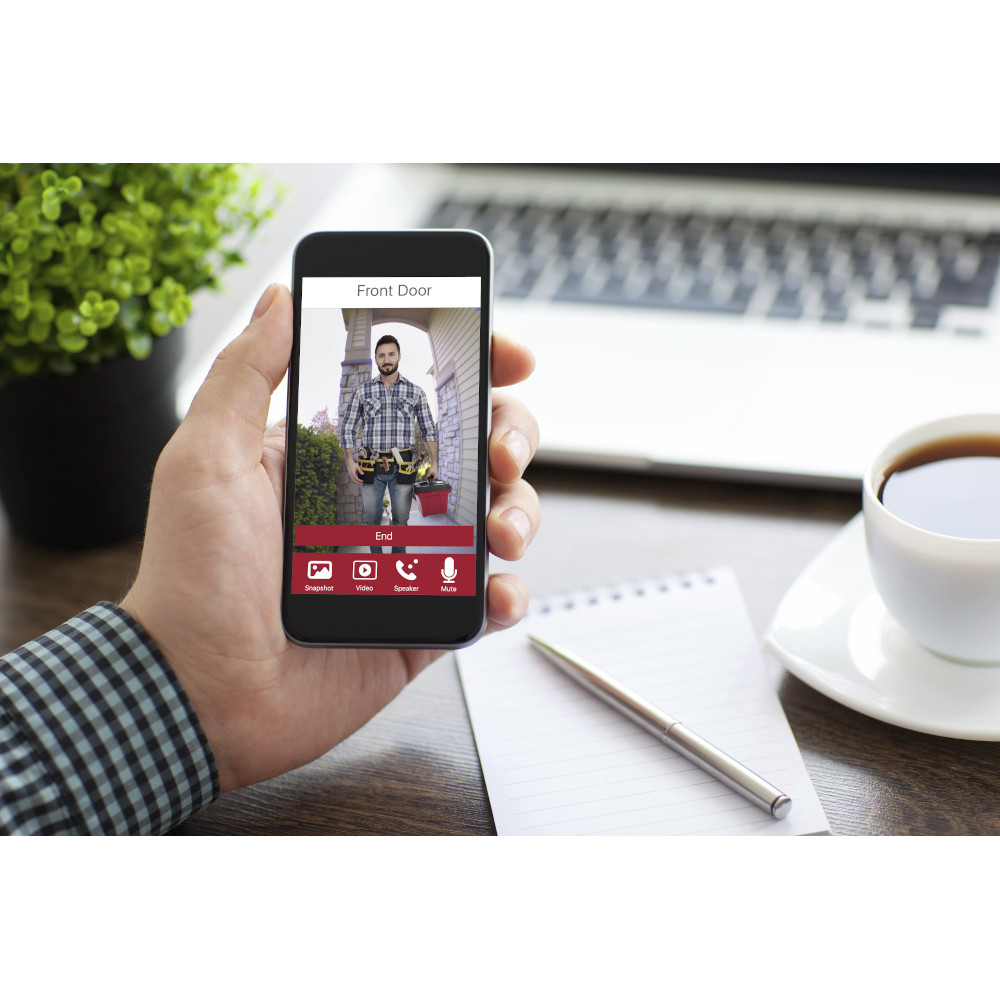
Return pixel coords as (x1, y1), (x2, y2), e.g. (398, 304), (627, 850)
(282, 230), (492, 648)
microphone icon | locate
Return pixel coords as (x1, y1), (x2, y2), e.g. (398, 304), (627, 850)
(441, 557), (458, 583)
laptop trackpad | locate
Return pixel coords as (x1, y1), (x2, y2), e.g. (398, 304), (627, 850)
(506, 305), (772, 464)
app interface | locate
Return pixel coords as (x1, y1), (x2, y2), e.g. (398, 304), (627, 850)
(290, 277), (482, 596)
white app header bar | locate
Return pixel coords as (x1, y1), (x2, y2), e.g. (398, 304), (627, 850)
(302, 276), (481, 309)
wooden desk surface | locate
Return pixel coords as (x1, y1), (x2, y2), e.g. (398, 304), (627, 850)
(5, 464), (1000, 836)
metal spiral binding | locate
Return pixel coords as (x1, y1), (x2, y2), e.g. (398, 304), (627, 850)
(527, 569), (719, 617)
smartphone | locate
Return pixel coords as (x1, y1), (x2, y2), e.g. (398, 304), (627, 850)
(282, 230), (492, 648)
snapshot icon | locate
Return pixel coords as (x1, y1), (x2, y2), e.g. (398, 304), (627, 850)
(307, 560), (333, 580)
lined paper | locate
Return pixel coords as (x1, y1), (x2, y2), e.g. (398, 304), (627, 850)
(456, 568), (828, 836)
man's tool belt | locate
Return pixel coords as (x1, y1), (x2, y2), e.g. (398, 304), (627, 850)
(356, 447), (417, 485)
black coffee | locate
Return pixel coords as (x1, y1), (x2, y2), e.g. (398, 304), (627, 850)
(878, 434), (1000, 539)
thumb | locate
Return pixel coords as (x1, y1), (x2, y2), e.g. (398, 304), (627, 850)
(182, 283), (292, 469)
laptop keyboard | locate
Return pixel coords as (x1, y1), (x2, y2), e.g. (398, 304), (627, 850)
(422, 198), (1000, 334)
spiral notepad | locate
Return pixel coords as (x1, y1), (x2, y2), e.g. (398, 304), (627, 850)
(455, 567), (828, 836)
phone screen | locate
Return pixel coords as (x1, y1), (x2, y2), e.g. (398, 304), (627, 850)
(282, 232), (491, 647)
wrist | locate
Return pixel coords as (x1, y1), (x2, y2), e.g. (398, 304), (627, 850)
(0, 601), (219, 832)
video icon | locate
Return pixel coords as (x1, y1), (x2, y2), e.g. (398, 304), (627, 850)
(353, 560), (378, 580)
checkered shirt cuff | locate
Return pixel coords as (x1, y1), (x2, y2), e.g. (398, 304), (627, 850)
(0, 602), (219, 835)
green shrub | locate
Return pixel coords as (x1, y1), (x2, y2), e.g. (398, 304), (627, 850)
(0, 163), (274, 385)
(294, 423), (344, 552)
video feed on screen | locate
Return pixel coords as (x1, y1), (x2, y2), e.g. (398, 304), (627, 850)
(290, 278), (481, 596)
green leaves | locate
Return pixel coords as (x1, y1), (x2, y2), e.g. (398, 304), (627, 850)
(10, 353), (42, 376)
(0, 163), (278, 381)
(125, 330), (154, 360)
(56, 330), (89, 353)
(52, 291), (120, 345)
(149, 276), (191, 334)
(39, 168), (83, 222)
(294, 424), (343, 545)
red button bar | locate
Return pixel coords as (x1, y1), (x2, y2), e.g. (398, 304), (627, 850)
(291, 552), (477, 595)
(295, 525), (474, 547)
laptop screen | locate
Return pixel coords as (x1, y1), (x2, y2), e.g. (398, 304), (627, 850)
(522, 163), (1000, 196)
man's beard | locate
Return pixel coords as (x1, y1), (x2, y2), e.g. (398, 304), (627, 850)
(380, 362), (399, 375)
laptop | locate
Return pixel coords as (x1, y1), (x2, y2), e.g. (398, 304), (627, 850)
(198, 164), (1000, 490)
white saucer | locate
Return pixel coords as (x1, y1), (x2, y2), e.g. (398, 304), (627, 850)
(764, 513), (1000, 740)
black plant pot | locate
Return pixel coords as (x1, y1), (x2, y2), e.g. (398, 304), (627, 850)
(0, 330), (185, 549)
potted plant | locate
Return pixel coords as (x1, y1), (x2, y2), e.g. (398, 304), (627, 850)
(0, 163), (275, 547)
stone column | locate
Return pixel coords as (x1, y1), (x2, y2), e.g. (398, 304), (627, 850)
(336, 310), (372, 526)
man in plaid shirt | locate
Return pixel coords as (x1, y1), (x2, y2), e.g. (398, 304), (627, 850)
(342, 334), (438, 553)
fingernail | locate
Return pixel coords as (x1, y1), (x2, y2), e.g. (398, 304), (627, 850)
(252, 283), (280, 320)
(503, 429), (530, 471)
(501, 507), (531, 545)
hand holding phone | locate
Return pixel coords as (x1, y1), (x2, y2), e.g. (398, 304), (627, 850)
(119, 281), (539, 791)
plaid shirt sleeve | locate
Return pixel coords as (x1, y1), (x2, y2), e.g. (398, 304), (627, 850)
(0, 602), (218, 835)
(414, 386), (436, 443)
(341, 385), (363, 451)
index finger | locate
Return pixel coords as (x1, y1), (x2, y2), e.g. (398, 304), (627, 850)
(492, 331), (535, 388)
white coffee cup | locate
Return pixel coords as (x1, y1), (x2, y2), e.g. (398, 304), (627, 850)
(863, 413), (1000, 663)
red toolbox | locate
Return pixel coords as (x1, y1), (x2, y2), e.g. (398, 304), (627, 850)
(413, 479), (451, 516)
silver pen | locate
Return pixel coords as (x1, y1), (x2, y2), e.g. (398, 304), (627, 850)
(527, 634), (792, 820)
